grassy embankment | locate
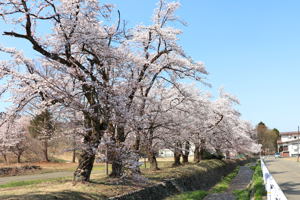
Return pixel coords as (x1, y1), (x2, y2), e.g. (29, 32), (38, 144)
(0, 157), (229, 200)
(165, 166), (240, 200)
(233, 161), (266, 200)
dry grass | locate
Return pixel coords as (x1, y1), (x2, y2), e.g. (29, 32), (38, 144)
(0, 158), (228, 200)
(0, 162), (77, 175)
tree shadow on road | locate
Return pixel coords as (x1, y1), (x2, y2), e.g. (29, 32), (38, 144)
(269, 171), (288, 175)
(280, 181), (300, 196)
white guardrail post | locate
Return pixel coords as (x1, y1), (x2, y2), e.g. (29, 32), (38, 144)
(260, 157), (287, 200)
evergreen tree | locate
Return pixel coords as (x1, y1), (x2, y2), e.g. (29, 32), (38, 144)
(28, 110), (55, 162)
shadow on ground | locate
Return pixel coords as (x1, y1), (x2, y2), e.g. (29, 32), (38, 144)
(270, 171), (288, 175)
(280, 181), (300, 196)
(0, 190), (107, 200)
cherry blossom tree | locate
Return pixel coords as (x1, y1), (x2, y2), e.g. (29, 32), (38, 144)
(0, 0), (124, 181)
(0, 0), (260, 183)
(104, 0), (208, 177)
(0, 115), (30, 163)
(206, 89), (260, 158)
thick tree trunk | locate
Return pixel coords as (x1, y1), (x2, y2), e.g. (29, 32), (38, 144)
(173, 152), (181, 166)
(132, 134), (141, 174)
(182, 154), (188, 163)
(43, 140), (50, 162)
(73, 150), (96, 182)
(73, 114), (104, 183)
(173, 142), (182, 167)
(194, 139), (205, 163)
(194, 144), (205, 163)
(133, 134), (140, 151)
(110, 161), (123, 177)
(110, 126), (126, 178)
(148, 151), (159, 170)
(182, 141), (190, 164)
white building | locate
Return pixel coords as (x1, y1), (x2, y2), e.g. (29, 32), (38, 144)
(159, 146), (195, 158)
(159, 149), (174, 157)
(277, 131), (300, 157)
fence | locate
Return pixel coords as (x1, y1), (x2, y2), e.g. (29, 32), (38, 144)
(260, 158), (287, 200)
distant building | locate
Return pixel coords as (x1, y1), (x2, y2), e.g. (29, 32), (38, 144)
(277, 131), (300, 157)
(159, 149), (174, 157)
(159, 146), (195, 158)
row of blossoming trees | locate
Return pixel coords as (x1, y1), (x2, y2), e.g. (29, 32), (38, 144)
(0, 0), (260, 182)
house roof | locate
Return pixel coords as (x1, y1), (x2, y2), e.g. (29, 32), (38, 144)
(280, 131), (299, 136)
(277, 138), (300, 144)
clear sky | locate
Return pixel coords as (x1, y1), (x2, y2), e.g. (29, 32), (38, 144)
(1, 0), (300, 132)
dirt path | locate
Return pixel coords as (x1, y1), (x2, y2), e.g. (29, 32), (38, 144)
(0, 171), (74, 185)
(203, 165), (254, 200)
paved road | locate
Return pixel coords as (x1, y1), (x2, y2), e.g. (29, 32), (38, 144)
(264, 157), (300, 200)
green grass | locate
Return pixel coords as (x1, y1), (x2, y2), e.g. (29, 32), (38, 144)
(49, 157), (68, 163)
(233, 189), (250, 200)
(233, 161), (266, 200)
(0, 177), (70, 188)
(165, 190), (208, 200)
(165, 166), (240, 200)
(210, 166), (239, 193)
(251, 161), (266, 200)
(0, 159), (233, 200)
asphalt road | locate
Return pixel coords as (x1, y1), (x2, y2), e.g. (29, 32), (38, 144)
(264, 157), (300, 200)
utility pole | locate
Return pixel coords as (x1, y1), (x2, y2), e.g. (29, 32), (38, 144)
(297, 126), (300, 162)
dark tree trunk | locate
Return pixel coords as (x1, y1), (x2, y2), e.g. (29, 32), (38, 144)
(145, 127), (159, 170)
(110, 161), (123, 177)
(194, 139), (205, 163)
(194, 145), (201, 163)
(72, 149), (76, 163)
(148, 151), (159, 170)
(173, 152), (181, 166)
(17, 153), (21, 163)
(132, 133), (141, 174)
(133, 134), (140, 151)
(173, 142), (182, 167)
(182, 141), (190, 164)
(2, 154), (7, 163)
(72, 135), (76, 163)
(73, 150), (96, 182)
(194, 144), (205, 162)
(43, 140), (50, 162)
(182, 155), (188, 163)
(12, 144), (24, 164)
(73, 115), (104, 183)
(110, 126), (126, 178)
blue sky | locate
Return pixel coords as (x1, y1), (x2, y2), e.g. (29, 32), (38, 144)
(1, 0), (300, 131)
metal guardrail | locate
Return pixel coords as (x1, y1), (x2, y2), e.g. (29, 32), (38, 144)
(261, 158), (287, 200)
